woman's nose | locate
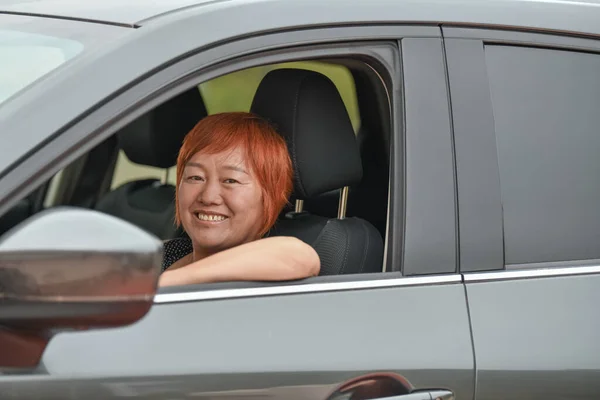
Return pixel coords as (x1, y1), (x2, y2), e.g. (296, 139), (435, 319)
(198, 179), (222, 205)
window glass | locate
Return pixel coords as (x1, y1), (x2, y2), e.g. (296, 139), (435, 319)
(0, 14), (126, 105)
(111, 152), (171, 189)
(111, 61), (359, 189)
(43, 169), (65, 208)
(485, 45), (600, 265)
(0, 30), (82, 104)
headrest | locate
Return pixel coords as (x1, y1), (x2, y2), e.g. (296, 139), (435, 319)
(118, 88), (207, 168)
(250, 69), (362, 199)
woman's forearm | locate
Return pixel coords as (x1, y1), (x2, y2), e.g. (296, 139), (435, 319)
(158, 236), (320, 287)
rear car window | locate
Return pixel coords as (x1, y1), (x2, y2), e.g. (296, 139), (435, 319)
(485, 45), (600, 265)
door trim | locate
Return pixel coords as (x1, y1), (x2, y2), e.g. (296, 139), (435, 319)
(154, 274), (461, 304)
(464, 264), (600, 283)
(442, 26), (600, 53)
(442, 37), (504, 274)
(400, 37), (457, 276)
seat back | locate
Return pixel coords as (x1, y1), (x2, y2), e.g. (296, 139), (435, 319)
(96, 88), (207, 240)
(304, 126), (389, 238)
(251, 69), (384, 275)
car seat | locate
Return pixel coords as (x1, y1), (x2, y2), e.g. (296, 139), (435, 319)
(95, 88), (207, 239)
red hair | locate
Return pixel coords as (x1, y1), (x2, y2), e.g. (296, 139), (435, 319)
(175, 112), (293, 237)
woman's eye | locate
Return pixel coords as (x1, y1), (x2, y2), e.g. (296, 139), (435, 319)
(224, 178), (239, 184)
(188, 175), (204, 181)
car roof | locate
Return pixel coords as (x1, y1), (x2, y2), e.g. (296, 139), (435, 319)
(0, 0), (220, 26)
(1, 0), (600, 33)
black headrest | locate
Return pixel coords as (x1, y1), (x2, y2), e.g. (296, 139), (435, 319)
(118, 88), (207, 168)
(250, 69), (362, 199)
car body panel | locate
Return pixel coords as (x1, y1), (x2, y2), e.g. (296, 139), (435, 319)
(0, 0), (216, 26)
(465, 272), (600, 400)
(2, 280), (474, 399)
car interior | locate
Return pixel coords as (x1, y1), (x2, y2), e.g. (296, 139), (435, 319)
(0, 58), (392, 278)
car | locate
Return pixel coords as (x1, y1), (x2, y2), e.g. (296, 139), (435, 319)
(1, 0), (600, 399)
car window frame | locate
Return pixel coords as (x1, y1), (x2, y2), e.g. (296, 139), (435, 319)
(400, 36), (458, 276)
(0, 25), (455, 300)
(443, 26), (600, 273)
(67, 41), (400, 278)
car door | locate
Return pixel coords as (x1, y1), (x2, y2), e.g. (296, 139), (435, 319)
(0, 12), (473, 400)
(444, 27), (600, 400)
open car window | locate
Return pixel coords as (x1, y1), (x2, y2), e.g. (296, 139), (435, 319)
(1, 48), (393, 282)
(111, 61), (361, 189)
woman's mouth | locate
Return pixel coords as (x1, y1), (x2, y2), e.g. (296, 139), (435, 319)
(194, 212), (228, 222)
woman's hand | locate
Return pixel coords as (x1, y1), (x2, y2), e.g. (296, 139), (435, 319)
(158, 236), (320, 287)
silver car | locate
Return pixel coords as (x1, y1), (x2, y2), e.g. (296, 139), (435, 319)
(1, 0), (600, 399)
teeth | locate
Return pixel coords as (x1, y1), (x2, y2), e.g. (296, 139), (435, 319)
(196, 213), (226, 221)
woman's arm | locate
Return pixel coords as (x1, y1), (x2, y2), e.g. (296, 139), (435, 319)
(158, 236), (320, 287)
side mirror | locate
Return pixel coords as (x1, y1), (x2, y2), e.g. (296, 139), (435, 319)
(0, 207), (163, 369)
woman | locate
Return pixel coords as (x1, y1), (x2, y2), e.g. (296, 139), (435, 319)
(158, 112), (320, 287)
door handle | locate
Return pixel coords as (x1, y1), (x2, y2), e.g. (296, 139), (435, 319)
(377, 390), (455, 400)
(324, 373), (454, 400)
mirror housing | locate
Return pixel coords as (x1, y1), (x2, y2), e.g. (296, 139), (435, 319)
(0, 207), (163, 369)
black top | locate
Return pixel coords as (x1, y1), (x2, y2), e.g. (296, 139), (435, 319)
(162, 237), (193, 272)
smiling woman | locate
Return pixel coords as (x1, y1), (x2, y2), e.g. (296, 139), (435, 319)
(158, 112), (320, 287)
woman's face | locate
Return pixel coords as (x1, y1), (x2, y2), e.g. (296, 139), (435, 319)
(178, 146), (264, 257)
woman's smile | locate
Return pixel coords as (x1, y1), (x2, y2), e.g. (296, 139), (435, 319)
(193, 211), (229, 223)
(192, 210), (229, 223)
